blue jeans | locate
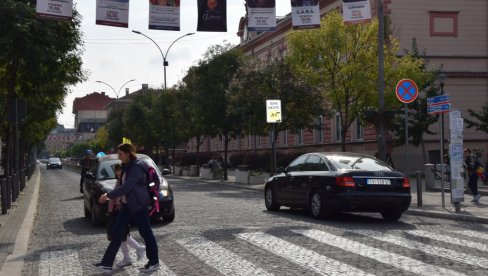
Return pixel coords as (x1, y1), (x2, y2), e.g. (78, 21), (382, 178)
(468, 173), (479, 196)
(101, 205), (159, 266)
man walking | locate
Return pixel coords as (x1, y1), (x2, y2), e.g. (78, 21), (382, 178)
(464, 148), (483, 203)
(78, 150), (94, 193)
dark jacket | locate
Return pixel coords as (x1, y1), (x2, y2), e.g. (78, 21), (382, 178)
(107, 159), (149, 213)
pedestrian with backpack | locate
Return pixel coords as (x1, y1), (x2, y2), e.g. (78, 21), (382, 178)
(464, 148), (483, 203)
(94, 143), (160, 273)
(106, 163), (146, 268)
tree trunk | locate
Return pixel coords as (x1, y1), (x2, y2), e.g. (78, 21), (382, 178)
(223, 133), (229, 180)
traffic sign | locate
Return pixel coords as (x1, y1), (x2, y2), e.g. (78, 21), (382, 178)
(266, 99), (282, 123)
(395, 79), (418, 103)
(427, 95), (450, 106)
(427, 103), (451, 114)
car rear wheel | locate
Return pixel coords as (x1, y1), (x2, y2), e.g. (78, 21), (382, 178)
(381, 211), (403, 221)
(265, 186), (280, 211)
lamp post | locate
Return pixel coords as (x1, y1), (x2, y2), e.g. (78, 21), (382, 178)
(96, 79), (136, 99)
(437, 73), (447, 160)
(132, 30), (195, 90)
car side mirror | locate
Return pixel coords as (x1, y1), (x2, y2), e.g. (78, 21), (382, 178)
(277, 167), (285, 173)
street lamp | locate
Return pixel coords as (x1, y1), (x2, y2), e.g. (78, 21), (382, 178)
(96, 79), (136, 99)
(131, 30), (195, 90)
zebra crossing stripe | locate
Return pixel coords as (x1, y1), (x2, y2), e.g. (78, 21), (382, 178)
(39, 250), (83, 276)
(451, 230), (488, 241)
(115, 251), (175, 276)
(176, 236), (272, 276)
(350, 229), (488, 269)
(408, 230), (488, 252)
(292, 229), (466, 276)
(236, 232), (373, 276)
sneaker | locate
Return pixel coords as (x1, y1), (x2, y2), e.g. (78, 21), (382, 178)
(136, 246), (146, 261)
(115, 258), (132, 268)
(140, 263), (159, 273)
(475, 194), (483, 201)
(93, 263), (112, 273)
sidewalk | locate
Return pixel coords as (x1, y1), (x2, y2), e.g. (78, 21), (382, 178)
(175, 169), (488, 224)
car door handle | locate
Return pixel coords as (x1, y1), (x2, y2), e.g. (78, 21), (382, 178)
(308, 176), (313, 181)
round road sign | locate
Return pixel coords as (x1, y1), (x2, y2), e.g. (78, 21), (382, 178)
(396, 79), (418, 104)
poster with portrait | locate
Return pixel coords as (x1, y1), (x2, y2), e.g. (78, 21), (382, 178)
(96, 0), (130, 28)
(149, 0), (181, 30)
(290, 0), (320, 29)
(247, 0), (276, 32)
(36, 0), (73, 21)
(342, 0), (371, 25)
(197, 0), (227, 32)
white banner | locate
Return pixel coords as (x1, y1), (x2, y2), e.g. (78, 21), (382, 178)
(291, 0), (321, 30)
(149, 0), (180, 31)
(247, 0), (276, 32)
(96, 0), (130, 28)
(36, 0), (73, 21)
(342, 0), (371, 25)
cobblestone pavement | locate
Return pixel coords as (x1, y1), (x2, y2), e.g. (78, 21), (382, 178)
(22, 168), (488, 275)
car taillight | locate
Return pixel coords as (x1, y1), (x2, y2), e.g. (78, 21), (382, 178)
(336, 176), (355, 187)
(402, 177), (410, 188)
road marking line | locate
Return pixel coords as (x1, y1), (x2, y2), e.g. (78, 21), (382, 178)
(350, 229), (488, 269)
(39, 250), (83, 276)
(236, 232), (373, 276)
(451, 230), (488, 241)
(408, 230), (488, 252)
(115, 250), (175, 276)
(176, 236), (272, 276)
(292, 229), (466, 276)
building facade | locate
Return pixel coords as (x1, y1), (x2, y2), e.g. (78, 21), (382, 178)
(187, 0), (488, 171)
(72, 92), (115, 142)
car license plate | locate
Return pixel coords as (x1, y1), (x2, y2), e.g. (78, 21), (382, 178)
(367, 179), (391, 185)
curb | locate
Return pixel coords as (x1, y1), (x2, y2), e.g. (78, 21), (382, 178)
(405, 208), (488, 224)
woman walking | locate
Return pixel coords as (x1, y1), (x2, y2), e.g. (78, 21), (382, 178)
(93, 143), (159, 273)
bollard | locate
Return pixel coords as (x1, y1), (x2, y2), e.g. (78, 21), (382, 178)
(416, 171), (422, 207)
(12, 173), (19, 202)
(6, 175), (12, 209)
(1, 177), (7, 215)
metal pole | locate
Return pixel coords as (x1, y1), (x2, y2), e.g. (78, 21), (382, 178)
(416, 171), (422, 207)
(271, 123), (276, 176)
(405, 104), (408, 177)
(440, 119), (445, 208)
(164, 61), (167, 90)
(377, 0), (386, 161)
(14, 99), (20, 199)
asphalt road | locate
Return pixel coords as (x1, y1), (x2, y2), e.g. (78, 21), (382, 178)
(22, 167), (488, 275)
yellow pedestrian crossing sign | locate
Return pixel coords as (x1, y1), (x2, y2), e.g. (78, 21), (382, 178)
(122, 137), (132, 144)
(266, 99), (282, 123)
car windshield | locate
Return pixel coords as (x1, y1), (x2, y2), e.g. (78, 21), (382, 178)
(97, 159), (121, 180)
(49, 158), (60, 163)
(327, 155), (392, 171)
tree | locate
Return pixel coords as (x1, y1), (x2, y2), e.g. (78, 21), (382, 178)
(0, 0), (85, 171)
(106, 107), (125, 150)
(287, 10), (429, 152)
(465, 101), (488, 134)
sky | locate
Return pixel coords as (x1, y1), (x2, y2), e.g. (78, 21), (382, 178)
(60, 1), (292, 128)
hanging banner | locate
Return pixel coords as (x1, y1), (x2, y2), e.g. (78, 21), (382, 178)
(247, 0), (276, 32)
(36, 0), (73, 21)
(149, 0), (180, 31)
(291, 0), (320, 30)
(197, 0), (227, 32)
(341, 0), (371, 25)
(96, 0), (130, 28)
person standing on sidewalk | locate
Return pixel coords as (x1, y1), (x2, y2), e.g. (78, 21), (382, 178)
(464, 148), (483, 203)
(94, 143), (159, 273)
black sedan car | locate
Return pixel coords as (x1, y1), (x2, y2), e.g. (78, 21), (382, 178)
(264, 152), (411, 221)
(82, 154), (175, 226)
(46, 157), (62, 169)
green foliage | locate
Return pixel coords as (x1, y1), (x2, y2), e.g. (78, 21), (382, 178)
(287, 10), (431, 151)
(465, 101), (488, 134)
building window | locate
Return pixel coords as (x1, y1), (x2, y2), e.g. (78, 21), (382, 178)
(315, 115), (324, 144)
(283, 129), (288, 146)
(297, 129), (303, 145)
(236, 135), (241, 150)
(356, 119), (364, 140)
(429, 11), (458, 37)
(248, 135), (252, 149)
(335, 112), (342, 141)
(257, 135), (261, 148)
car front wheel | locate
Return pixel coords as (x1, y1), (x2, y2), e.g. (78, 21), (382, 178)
(265, 186), (280, 211)
(163, 210), (175, 223)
